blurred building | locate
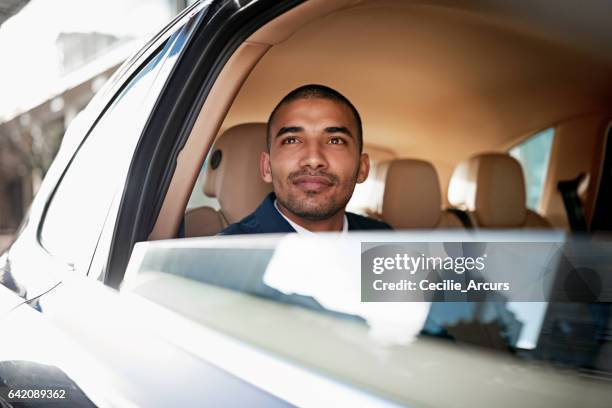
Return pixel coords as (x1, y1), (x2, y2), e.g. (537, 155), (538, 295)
(0, 0), (192, 237)
(0, 0), (30, 236)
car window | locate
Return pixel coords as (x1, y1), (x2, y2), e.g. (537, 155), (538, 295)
(40, 23), (195, 274)
(187, 152), (221, 211)
(346, 146), (397, 216)
(123, 232), (612, 406)
(510, 128), (555, 211)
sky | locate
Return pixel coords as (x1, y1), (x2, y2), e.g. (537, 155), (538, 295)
(0, 0), (175, 118)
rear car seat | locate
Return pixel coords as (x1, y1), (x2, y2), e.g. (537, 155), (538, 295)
(184, 123), (272, 236)
(381, 159), (464, 229)
(447, 153), (551, 229)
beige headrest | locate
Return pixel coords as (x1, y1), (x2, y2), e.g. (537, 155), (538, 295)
(448, 153), (527, 227)
(203, 123), (273, 223)
(184, 207), (227, 237)
(382, 159), (442, 228)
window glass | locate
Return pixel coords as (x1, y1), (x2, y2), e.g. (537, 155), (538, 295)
(187, 153), (221, 211)
(510, 128), (554, 210)
(346, 160), (387, 216)
(126, 232), (611, 405)
(41, 24), (192, 273)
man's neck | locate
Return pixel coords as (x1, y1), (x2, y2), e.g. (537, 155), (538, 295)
(275, 201), (345, 232)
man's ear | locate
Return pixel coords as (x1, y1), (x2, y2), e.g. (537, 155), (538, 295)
(356, 153), (370, 183)
(260, 151), (273, 183)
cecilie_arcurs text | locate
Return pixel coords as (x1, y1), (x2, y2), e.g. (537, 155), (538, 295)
(372, 279), (510, 292)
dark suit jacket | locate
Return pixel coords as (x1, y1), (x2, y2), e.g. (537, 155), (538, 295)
(220, 193), (392, 235)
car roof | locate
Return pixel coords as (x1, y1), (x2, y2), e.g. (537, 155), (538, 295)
(222, 0), (612, 166)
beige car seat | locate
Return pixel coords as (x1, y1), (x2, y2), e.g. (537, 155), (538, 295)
(184, 123), (273, 236)
(381, 159), (464, 229)
(447, 153), (551, 229)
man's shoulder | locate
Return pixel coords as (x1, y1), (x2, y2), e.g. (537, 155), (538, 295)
(346, 212), (393, 231)
(219, 192), (296, 235)
(219, 213), (261, 235)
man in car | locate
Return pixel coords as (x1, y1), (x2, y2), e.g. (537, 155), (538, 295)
(221, 84), (391, 234)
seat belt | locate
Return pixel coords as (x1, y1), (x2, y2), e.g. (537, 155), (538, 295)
(557, 173), (588, 232)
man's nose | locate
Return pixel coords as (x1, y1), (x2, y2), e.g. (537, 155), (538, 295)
(299, 141), (328, 170)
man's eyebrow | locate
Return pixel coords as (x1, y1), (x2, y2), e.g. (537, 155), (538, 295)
(325, 126), (353, 138)
(276, 126), (304, 138)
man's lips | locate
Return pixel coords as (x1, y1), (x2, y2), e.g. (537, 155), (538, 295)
(293, 175), (334, 191)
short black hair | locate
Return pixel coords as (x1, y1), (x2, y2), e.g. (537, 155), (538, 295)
(266, 84), (363, 153)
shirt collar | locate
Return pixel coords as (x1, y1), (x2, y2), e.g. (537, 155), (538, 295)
(274, 199), (348, 234)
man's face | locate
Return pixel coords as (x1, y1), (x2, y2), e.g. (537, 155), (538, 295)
(261, 97), (369, 221)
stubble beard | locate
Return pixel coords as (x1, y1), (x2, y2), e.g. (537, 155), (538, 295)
(273, 167), (359, 222)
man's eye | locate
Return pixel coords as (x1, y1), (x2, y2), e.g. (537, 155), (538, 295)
(329, 137), (346, 145)
(282, 137), (298, 145)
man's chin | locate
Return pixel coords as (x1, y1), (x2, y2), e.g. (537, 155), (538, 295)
(278, 194), (342, 221)
(290, 206), (342, 222)
(295, 191), (335, 206)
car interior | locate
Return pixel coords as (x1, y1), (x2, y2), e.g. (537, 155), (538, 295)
(146, 0), (612, 240)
